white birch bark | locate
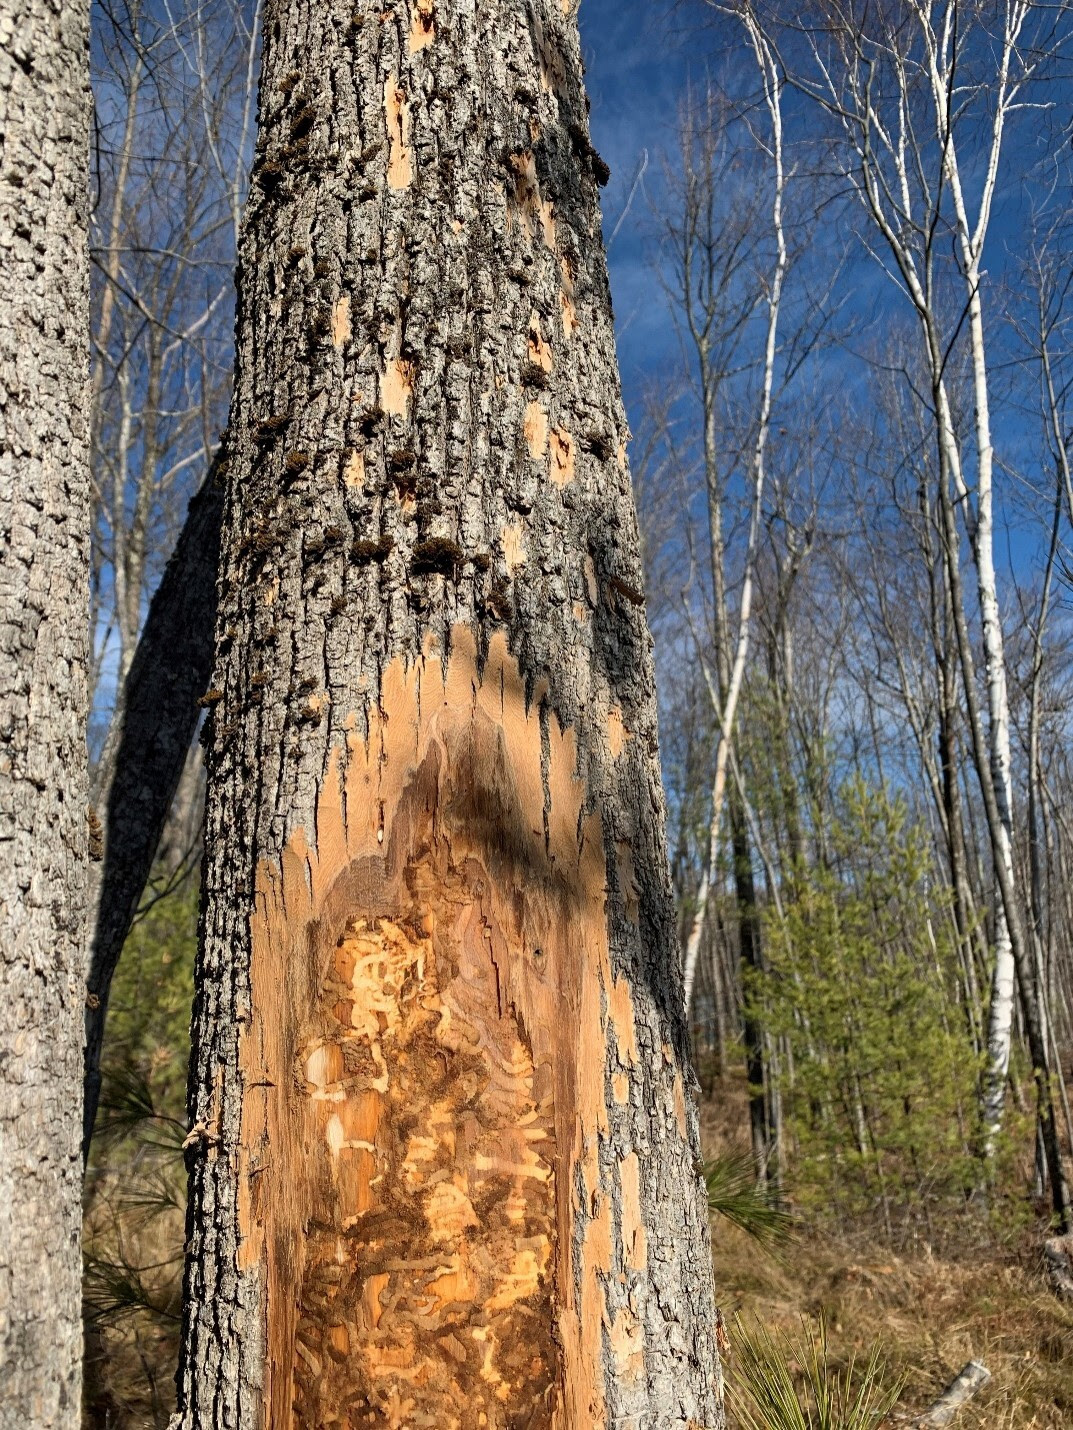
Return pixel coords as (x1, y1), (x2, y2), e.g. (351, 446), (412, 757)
(918, 0), (1030, 1150)
(683, 8), (787, 1008)
(780, 0), (1047, 1159)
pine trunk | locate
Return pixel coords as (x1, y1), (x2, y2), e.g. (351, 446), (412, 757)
(0, 1), (91, 1423)
(729, 795), (769, 1183)
(175, 3), (721, 1427)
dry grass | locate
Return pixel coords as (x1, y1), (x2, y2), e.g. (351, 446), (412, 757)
(82, 1163), (185, 1428)
(714, 1218), (1073, 1427)
(702, 1086), (1073, 1430)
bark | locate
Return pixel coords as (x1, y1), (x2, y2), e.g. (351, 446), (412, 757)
(729, 795), (770, 1184)
(174, 3), (722, 1427)
(681, 30), (785, 1012)
(913, 1362), (991, 1428)
(156, 743), (208, 876)
(1044, 1236), (1073, 1302)
(937, 633), (984, 1050)
(0, 1), (91, 1423)
(83, 467), (224, 1155)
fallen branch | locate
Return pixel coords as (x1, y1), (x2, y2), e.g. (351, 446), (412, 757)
(912, 1362), (991, 1426)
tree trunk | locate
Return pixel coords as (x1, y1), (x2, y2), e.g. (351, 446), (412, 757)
(936, 468), (1069, 1228)
(0, 1), (91, 1423)
(174, 3), (722, 1427)
(83, 466), (224, 1156)
(729, 793), (770, 1184)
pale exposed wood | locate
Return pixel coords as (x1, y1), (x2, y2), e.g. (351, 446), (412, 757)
(238, 632), (636, 1426)
(332, 295), (353, 348)
(409, 0), (435, 53)
(550, 428), (576, 488)
(384, 76), (413, 191)
(525, 401), (550, 460)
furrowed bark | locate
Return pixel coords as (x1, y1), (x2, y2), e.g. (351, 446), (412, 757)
(0, 1), (91, 1423)
(913, 1361), (991, 1428)
(175, 3), (722, 1427)
(83, 467), (224, 1156)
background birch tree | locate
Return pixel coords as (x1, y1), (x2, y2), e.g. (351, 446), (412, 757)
(734, 0), (1072, 1230)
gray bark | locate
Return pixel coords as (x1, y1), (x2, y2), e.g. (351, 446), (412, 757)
(0, 1), (91, 1423)
(913, 1362), (991, 1427)
(175, 2), (722, 1427)
(1044, 1235), (1073, 1302)
(83, 467), (224, 1156)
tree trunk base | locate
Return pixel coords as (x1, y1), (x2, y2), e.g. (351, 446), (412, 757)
(1044, 1235), (1073, 1301)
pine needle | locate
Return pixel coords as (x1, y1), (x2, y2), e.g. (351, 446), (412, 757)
(727, 1314), (904, 1430)
(704, 1147), (795, 1249)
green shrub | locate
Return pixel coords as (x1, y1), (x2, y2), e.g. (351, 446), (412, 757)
(749, 779), (981, 1237)
(83, 875), (198, 1427)
(728, 1313), (904, 1430)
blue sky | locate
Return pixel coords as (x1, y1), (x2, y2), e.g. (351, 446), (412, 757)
(578, 0), (1073, 594)
(579, 0), (700, 412)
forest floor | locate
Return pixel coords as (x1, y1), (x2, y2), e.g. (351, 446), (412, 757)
(84, 1099), (1073, 1429)
(82, 885), (1073, 1430)
(701, 1088), (1073, 1429)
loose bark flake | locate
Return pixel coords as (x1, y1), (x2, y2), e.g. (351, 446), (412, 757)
(176, 1), (721, 1425)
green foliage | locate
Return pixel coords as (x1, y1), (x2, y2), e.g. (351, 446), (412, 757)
(704, 1148), (795, 1250)
(94, 878), (199, 1141)
(83, 875), (197, 1426)
(727, 1314), (904, 1430)
(750, 778), (981, 1235)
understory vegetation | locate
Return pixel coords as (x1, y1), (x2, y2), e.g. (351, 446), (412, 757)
(83, 886), (194, 1426)
(82, 862), (1071, 1427)
(79, 0), (1073, 1422)
(751, 780), (986, 1234)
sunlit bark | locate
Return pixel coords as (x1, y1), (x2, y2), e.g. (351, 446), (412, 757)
(173, 3), (722, 1425)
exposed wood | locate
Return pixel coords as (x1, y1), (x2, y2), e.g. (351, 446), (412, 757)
(237, 632), (651, 1425)
(174, 1), (722, 1425)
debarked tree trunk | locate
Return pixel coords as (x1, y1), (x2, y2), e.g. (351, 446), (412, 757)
(174, 2), (722, 1426)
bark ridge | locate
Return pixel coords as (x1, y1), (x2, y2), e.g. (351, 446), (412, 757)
(0, 1), (91, 1423)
